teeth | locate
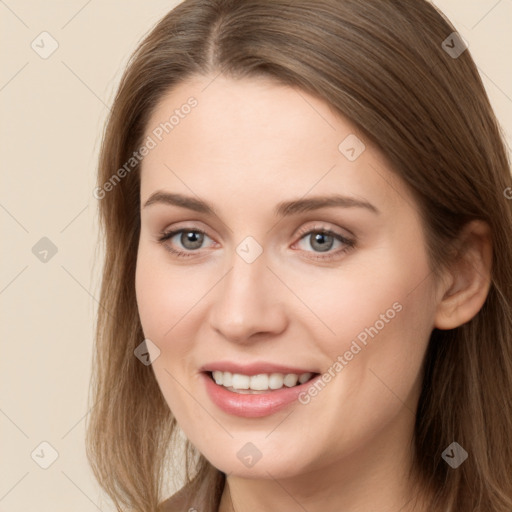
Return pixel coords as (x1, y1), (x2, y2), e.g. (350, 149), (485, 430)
(269, 373), (284, 389)
(223, 371), (233, 387)
(283, 374), (298, 387)
(298, 372), (313, 384)
(232, 373), (250, 390)
(210, 371), (315, 391)
(250, 373), (269, 390)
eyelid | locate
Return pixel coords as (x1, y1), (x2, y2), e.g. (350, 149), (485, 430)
(294, 221), (354, 241)
(158, 226), (214, 246)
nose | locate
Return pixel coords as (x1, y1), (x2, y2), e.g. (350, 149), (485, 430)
(208, 251), (288, 344)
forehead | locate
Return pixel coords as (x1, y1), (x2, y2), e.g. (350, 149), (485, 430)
(139, 74), (411, 218)
(144, 74), (346, 160)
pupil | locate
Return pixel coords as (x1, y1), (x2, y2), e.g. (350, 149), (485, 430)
(312, 233), (333, 252)
(182, 231), (203, 249)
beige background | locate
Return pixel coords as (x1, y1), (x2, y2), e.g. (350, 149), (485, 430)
(1, 1), (511, 510)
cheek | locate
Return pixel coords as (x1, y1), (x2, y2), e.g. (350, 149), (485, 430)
(295, 243), (435, 407)
(286, 271), (434, 467)
(135, 248), (201, 342)
(294, 257), (429, 356)
(135, 250), (203, 416)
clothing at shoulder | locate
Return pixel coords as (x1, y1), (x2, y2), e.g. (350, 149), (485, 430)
(158, 484), (192, 512)
(159, 479), (222, 512)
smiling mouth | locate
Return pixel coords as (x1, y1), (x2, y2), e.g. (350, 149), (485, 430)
(206, 370), (320, 394)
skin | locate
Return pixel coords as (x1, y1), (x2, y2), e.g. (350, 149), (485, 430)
(135, 74), (492, 512)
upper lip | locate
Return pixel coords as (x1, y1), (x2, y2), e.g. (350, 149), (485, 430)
(200, 361), (318, 376)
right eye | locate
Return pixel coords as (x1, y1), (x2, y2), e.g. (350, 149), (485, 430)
(158, 228), (216, 258)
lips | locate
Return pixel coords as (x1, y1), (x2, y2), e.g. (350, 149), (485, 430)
(199, 360), (322, 417)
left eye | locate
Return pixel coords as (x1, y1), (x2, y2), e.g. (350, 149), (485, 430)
(296, 230), (344, 253)
(293, 228), (356, 260)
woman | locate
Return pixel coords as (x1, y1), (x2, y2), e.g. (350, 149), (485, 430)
(86, 1), (512, 511)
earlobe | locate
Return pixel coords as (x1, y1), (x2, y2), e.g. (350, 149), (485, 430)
(434, 220), (493, 330)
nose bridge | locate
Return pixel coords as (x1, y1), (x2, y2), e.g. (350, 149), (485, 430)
(208, 245), (287, 341)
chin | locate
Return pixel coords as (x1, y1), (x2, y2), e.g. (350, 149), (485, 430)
(199, 441), (314, 480)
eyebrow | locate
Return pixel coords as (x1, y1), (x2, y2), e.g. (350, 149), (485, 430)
(143, 191), (380, 216)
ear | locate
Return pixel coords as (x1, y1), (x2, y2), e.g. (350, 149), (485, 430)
(434, 220), (493, 330)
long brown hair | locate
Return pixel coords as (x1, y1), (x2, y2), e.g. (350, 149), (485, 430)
(86, 1), (512, 510)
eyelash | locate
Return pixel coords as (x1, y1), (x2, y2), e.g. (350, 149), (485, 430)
(157, 225), (356, 261)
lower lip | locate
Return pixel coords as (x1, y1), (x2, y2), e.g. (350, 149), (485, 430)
(201, 372), (320, 418)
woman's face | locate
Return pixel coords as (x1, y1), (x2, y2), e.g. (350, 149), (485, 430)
(135, 74), (441, 479)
